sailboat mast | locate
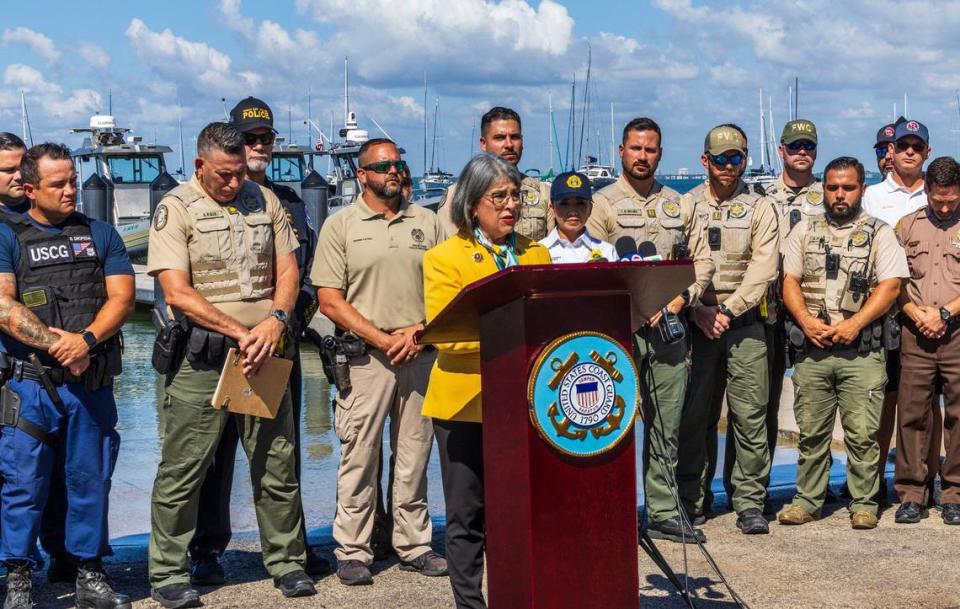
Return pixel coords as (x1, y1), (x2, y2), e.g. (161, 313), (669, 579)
(759, 88), (766, 170)
(470, 120), (476, 157)
(548, 91), (554, 173)
(306, 89), (312, 148)
(177, 100), (185, 176)
(609, 102), (615, 175)
(429, 97), (439, 172)
(769, 95), (782, 174)
(423, 72), (428, 176)
(577, 44), (592, 168)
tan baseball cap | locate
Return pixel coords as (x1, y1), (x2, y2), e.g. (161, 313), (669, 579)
(781, 119), (817, 145)
(704, 126), (746, 155)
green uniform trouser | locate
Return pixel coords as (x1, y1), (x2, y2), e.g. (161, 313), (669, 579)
(678, 320), (771, 515)
(635, 326), (689, 522)
(791, 346), (885, 516)
(722, 319), (786, 500)
(148, 358), (306, 587)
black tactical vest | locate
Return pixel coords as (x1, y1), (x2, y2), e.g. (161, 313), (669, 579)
(4, 214), (122, 371)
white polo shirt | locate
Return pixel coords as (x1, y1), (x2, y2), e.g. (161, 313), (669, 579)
(862, 172), (927, 227)
(539, 228), (617, 264)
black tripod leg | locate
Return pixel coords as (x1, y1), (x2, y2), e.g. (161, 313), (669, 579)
(639, 528), (697, 609)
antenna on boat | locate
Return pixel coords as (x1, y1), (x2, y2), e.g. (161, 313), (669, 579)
(220, 98), (229, 121)
(108, 88), (113, 115)
(306, 89), (312, 148)
(344, 57), (350, 126)
(368, 116), (393, 140)
(19, 90), (33, 147)
(177, 98), (186, 177)
(609, 102), (616, 176)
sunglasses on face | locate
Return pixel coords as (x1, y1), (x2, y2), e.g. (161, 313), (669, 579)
(243, 132), (276, 146)
(874, 145), (890, 160)
(709, 153), (744, 167)
(361, 160), (407, 173)
(785, 140), (816, 152)
(895, 140), (927, 154)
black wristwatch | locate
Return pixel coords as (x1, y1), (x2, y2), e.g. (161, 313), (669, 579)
(270, 309), (289, 328)
(81, 330), (97, 350)
(680, 289), (691, 306)
(718, 304), (735, 319)
(941, 306), (952, 322)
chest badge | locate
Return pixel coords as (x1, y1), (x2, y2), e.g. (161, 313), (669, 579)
(850, 230), (869, 247)
(729, 202), (747, 219)
(662, 201), (681, 218)
(806, 191), (823, 205)
(522, 189), (540, 206)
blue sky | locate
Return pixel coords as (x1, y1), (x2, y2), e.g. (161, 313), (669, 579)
(3, 0), (960, 178)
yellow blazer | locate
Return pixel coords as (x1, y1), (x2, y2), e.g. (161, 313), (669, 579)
(421, 231), (551, 423)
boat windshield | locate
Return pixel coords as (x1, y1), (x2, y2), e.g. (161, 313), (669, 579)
(269, 154), (305, 183)
(107, 154), (164, 184)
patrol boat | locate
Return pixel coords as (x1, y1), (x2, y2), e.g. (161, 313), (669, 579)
(70, 114), (177, 257)
(267, 137), (311, 197)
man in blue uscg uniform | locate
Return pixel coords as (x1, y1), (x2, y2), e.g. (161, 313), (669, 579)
(0, 143), (135, 609)
(189, 97), (328, 583)
(0, 132), (80, 582)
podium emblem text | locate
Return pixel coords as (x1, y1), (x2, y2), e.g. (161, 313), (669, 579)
(528, 331), (640, 458)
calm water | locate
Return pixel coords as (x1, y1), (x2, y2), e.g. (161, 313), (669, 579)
(109, 312), (824, 542)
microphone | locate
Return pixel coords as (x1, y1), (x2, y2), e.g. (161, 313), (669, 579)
(615, 236), (639, 261)
(637, 241), (662, 261)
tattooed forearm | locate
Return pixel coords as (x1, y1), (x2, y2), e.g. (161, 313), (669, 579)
(0, 297), (57, 349)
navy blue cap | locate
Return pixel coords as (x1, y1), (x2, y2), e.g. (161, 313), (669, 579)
(875, 123), (896, 146)
(550, 171), (592, 202)
(894, 118), (929, 145)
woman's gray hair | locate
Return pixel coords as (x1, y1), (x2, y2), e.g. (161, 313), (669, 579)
(450, 152), (523, 234)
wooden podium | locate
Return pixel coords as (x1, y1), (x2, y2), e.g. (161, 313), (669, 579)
(420, 260), (694, 609)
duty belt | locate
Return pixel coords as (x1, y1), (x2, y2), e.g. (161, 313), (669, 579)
(11, 358), (83, 385)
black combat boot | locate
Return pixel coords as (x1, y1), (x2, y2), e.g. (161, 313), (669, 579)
(75, 560), (131, 609)
(3, 561), (32, 609)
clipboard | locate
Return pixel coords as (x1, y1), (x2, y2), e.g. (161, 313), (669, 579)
(211, 348), (293, 419)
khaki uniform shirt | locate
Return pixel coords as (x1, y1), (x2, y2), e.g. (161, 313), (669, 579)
(897, 208), (960, 309)
(147, 175), (299, 328)
(783, 211), (908, 325)
(588, 175), (715, 303)
(686, 180), (780, 317)
(310, 197), (442, 331)
(763, 176), (825, 241)
(437, 175), (552, 240)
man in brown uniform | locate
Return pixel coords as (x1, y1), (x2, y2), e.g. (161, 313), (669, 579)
(895, 156), (960, 525)
(778, 156), (906, 529)
(437, 107), (551, 240)
(311, 138), (447, 585)
(587, 117), (714, 542)
(147, 122), (314, 607)
(676, 125), (780, 535)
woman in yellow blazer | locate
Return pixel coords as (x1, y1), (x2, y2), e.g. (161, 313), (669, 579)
(422, 152), (550, 609)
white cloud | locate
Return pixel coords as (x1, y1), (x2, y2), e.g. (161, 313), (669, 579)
(124, 18), (258, 97)
(291, 0), (574, 85)
(3, 64), (101, 121)
(77, 42), (110, 69)
(1, 27), (60, 65)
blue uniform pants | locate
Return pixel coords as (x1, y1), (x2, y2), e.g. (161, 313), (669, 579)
(0, 378), (120, 565)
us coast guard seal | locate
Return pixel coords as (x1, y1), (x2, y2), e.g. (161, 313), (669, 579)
(528, 331), (640, 458)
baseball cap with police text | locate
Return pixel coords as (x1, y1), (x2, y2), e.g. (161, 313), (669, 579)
(780, 119), (817, 145)
(229, 97), (276, 133)
(704, 126), (746, 155)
